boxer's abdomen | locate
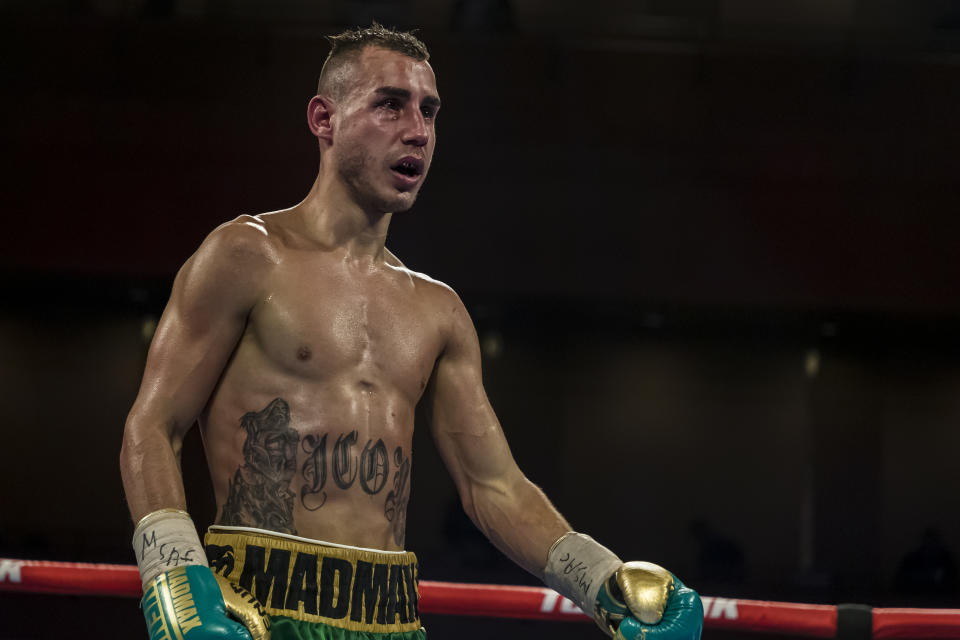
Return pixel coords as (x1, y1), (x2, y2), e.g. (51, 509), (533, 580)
(201, 383), (416, 550)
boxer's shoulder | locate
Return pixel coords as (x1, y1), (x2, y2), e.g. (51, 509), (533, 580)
(203, 213), (283, 265)
(411, 271), (465, 319)
(172, 215), (282, 311)
(411, 274), (476, 346)
(379, 256), (471, 339)
(384, 250), (457, 299)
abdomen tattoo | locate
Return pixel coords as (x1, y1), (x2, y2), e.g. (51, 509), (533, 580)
(384, 447), (411, 547)
(219, 398), (300, 534)
(219, 397), (411, 544)
(298, 430), (394, 509)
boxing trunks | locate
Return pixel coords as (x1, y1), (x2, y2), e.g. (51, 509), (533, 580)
(204, 526), (426, 640)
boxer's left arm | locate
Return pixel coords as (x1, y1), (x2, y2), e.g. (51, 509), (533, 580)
(425, 288), (702, 639)
(423, 288), (570, 578)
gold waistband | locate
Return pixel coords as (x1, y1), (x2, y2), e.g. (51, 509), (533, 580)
(204, 526), (420, 633)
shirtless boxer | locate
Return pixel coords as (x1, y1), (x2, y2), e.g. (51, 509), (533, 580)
(119, 24), (703, 640)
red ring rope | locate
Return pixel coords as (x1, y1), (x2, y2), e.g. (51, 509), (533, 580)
(1, 558), (958, 638)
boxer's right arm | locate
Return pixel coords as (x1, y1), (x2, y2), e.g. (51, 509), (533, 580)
(120, 218), (275, 521)
(120, 219), (276, 639)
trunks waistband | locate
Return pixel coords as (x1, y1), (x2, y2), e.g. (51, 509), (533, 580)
(204, 526), (420, 634)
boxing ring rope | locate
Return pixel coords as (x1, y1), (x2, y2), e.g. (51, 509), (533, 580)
(1, 558), (959, 638)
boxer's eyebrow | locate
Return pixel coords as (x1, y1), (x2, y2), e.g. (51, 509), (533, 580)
(375, 86), (410, 100)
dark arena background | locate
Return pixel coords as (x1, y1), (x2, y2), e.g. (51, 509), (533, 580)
(1, 1), (960, 639)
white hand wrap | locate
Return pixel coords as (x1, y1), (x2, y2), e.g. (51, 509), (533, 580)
(544, 532), (623, 620)
(132, 509), (208, 588)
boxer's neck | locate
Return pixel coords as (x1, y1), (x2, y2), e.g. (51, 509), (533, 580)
(295, 171), (393, 261)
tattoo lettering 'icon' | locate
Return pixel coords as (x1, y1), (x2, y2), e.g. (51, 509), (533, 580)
(333, 431), (359, 489)
(359, 439), (389, 495)
(220, 398), (300, 534)
(384, 447), (411, 547)
(300, 434), (328, 511)
(299, 431), (392, 511)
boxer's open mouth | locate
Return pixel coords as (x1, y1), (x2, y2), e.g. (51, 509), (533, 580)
(391, 157), (424, 178)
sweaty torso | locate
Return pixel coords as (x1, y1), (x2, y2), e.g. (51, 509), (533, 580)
(199, 214), (448, 551)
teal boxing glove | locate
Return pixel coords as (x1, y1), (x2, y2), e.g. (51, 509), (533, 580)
(544, 533), (703, 640)
(595, 562), (703, 640)
(133, 509), (270, 640)
(140, 565), (270, 640)
(142, 565), (270, 640)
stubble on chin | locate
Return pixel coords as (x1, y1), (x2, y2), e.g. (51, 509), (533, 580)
(337, 146), (419, 214)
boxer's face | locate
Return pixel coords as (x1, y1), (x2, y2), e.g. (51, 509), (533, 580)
(330, 47), (440, 214)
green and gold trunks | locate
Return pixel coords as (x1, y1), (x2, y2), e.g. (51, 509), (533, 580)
(204, 526), (426, 640)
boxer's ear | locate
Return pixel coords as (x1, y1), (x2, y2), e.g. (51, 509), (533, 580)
(307, 95), (334, 143)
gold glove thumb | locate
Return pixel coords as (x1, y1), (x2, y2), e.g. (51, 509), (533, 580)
(215, 574), (272, 640)
(615, 561), (674, 625)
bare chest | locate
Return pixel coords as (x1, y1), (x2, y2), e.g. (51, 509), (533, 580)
(247, 261), (442, 400)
